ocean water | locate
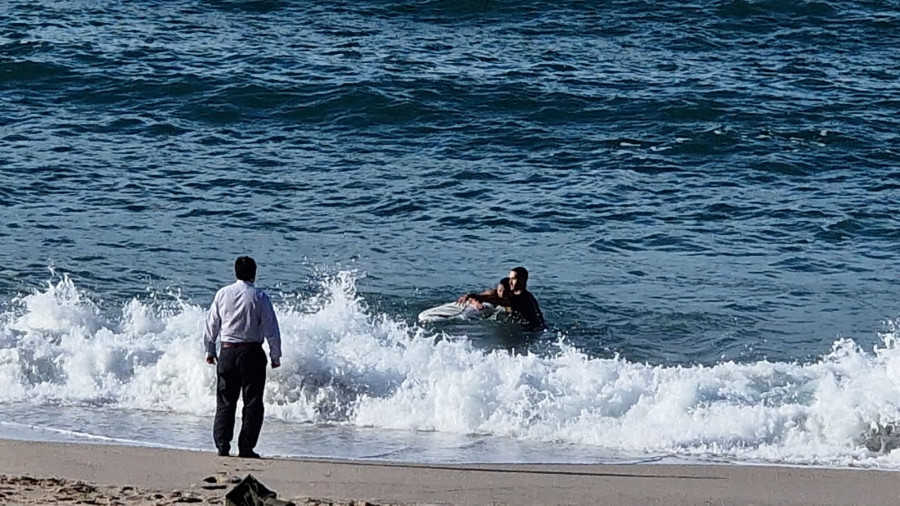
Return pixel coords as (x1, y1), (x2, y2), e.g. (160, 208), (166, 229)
(2, 0), (900, 468)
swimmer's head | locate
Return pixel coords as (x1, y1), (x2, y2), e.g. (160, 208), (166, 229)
(497, 277), (511, 298)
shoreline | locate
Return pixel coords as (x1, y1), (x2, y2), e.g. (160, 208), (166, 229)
(2, 439), (900, 505)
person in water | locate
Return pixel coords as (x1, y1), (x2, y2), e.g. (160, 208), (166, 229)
(464, 277), (511, 311)
(459, 267), (546, 329)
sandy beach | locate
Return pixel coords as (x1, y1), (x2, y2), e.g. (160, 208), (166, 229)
(0, 439), (898, 505)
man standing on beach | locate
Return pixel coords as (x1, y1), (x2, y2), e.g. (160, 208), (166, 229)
(203, 256), (281, 459)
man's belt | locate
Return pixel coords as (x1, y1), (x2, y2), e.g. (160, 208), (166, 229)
(222, 341), (262, 348)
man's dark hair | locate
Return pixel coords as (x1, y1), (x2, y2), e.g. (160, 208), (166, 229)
(512, 266), (528, 288)
(499, 277), (511, 291)
(234, 256), (257, 282)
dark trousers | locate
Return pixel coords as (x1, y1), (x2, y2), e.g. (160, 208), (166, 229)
(213, 344), (267, 454)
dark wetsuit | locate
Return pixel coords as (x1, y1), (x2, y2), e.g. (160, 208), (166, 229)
(507, 290), (546, 330)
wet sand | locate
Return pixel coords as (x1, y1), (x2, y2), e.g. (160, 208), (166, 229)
(0, 438), (898, 505)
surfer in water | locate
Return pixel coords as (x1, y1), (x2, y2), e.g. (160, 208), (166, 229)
(463, 277), (511, 311)
(459, 266), (547, 330)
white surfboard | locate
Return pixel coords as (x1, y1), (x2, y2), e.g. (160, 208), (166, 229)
(418, 301), (495, 323)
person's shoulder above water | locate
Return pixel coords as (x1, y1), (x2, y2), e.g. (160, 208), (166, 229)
(508, 289), (546, 330)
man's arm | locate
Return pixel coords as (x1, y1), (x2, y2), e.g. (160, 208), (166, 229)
(530, 292), (547, 330)
(203, 292), (222, 364)
(457, 288), (503, 306)
(261, 293), (281, 368)
(472, 289), (509, 307)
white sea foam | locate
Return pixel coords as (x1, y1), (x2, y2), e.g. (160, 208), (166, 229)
(2, 272), (900, 467)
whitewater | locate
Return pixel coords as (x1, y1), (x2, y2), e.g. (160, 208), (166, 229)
(1, 270), (899, 469)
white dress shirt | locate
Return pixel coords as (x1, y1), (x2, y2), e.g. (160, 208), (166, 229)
(203, 280), (282, 363)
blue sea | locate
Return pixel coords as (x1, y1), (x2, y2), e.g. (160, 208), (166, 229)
(2, 0), (900, 469)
